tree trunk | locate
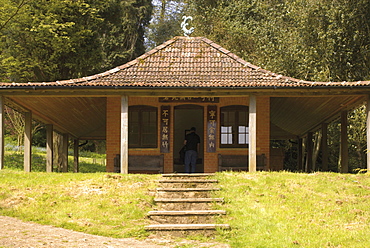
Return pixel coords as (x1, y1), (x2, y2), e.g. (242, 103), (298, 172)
(312, 131), (322, 171)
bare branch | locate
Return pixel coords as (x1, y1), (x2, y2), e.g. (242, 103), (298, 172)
(0, 0), (29, 32)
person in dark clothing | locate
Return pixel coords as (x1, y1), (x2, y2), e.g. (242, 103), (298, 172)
(184, 127), (200, 173)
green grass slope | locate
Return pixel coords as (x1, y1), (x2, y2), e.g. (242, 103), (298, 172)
(214, 171), (370, 247)
(0, 170), (369, 247)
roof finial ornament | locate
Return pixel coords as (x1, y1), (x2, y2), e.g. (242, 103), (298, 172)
(181, 16), (194, 37)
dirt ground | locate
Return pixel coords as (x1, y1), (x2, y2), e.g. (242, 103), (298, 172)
(0, 216), (230, 248)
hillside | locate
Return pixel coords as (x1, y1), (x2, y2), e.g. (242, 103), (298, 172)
(0, 170), (369, 247)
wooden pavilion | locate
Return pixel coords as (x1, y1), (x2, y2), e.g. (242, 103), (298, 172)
(0, 36), (369, 173)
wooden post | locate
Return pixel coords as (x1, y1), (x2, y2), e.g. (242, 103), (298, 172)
(74, 139), (79, 173)
(62, 133), (68, 172)
(297, 137), (303, 171)
(120, 96), (128, 174)
(249, 95), (257, 172)
(306, 132), (313, 172)
(0, 96), (4, 170)
(46, 124), (53, 172)
(367, 95), (370, 173)
(321, 123), (328, 171)
(24, 111), (32, 172)
(340, 110), (349, 173)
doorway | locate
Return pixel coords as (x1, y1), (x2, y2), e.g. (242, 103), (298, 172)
(173, 105), (204, 173)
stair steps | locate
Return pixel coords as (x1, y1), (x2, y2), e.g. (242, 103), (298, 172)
(148, 210), (226, 216)
(145, 173), (230, 236)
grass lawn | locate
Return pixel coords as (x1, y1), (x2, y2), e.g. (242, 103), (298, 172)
(0, 170), (160, 238)
(214, 171), (370, 248)
(0, 166), (369, 247)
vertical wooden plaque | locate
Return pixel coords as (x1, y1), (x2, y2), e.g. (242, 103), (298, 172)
(160, 106), (170, 153)
(207, 105), (217, 153)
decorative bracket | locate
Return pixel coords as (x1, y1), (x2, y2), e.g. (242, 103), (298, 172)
(181, 16), (194, 37)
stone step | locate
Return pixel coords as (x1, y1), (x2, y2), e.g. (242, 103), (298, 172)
(145, 223), (230, 231)
(148, 210), (226, 216)
(148, 210), (226, 224)
(156, 188), (219, 198)
(154, 198), (224, 203)
(154, 197), (224, 211)
(156, 187), (220, 192)
(162, 173), (215, 178)
(158, 179), (218, 183)
(158, 179), (219, 189)
(146, 173), (229, 236)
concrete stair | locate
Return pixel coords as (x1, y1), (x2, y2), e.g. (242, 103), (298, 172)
(145, 173), (230, 236)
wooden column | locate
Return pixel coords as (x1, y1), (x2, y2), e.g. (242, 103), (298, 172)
(321, 123), (328, 171)
(73, 139), (79, 173)
(120, 96), (128, 174)
(24, 111), (32, 172)
(0, 96), (4, 170)
(306, 132), (313, 172)
(46, 124), (53, 172)
(249, 95), (257, 172)
(340, 110), (349, 173)
(297, 137), (303, 171)
(367, 95), (370, 173)
(62, 133), (68, 172)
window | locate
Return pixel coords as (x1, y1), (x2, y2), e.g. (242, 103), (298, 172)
(220, 105), (249, 148)
(129, 105), (157, 148)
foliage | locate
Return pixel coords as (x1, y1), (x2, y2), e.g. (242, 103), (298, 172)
(0, 0), (28, 33)
(0, 0), (152, 83)
(182, 0), (370, 172)
(4, 106), (43, 148)
(327, 106), (368, 173)
(145, 0), (184, 50)
(185, 0), (370, 82)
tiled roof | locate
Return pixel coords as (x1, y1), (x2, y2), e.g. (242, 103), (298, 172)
(1, 36), (370, 88)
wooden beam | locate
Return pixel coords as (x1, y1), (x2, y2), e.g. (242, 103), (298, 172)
(24, 111), (32, 172)
(0, 96), (4, 170)
(46, 124), (53, 172)
(7, 98), (79, 138)
(74, 139), (79, 173)
(2, 88), (370, 97)
(367, 95), (370, 173)
(249, 95), (257, 172)
(120, 96), (128, 174)
(340, 111), (349, 173)
(321, 123), (328, 171)
(306, 132), (313, 172)
(62, 133), (68, 172)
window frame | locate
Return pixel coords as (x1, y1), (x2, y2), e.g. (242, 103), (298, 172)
(128, 105), (158, 148)
(220, 105), (249, 148)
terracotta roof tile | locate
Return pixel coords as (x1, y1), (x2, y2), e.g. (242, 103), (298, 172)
(1, 36), (370, 88)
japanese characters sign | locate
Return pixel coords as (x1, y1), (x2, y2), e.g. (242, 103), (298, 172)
(207, 105), (217, 153)
(160, 106), (170, 153)
(159, 97), (219, 103)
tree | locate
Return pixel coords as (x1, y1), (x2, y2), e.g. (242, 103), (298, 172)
(183, 0), (370, 172)
(185, 0), (370, 82)
(0, 0), (153, 83)
(0, 0), (29, 33)
(145, 0), (184, 50)
(4, 106), (42, 150)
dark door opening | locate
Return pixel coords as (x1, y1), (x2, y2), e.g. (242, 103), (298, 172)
(173, 105), (204, 173)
